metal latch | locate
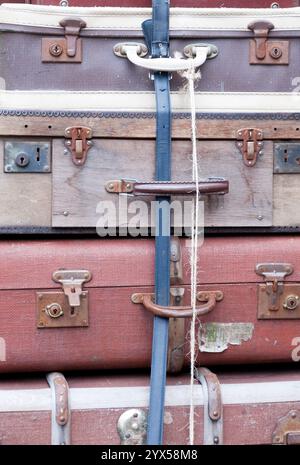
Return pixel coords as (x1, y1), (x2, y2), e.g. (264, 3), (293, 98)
(273, 410), (300, 445)
(42, 17), (86, 62)
(255, 263), (300, 320)
(47, 372), (71, 445)
(248, 21), (289, 65)
(236, 128), (263, 167)
(195, 367), (223, 445)
(65, 127), (93, 166)
(37, 270), (92, 329)
(52, 269), (92, 307)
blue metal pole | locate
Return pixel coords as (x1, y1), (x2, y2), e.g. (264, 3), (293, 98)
(143, 0), (171, 445)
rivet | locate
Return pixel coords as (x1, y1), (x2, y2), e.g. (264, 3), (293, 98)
(81, 320), (87, 325)
(257, 215), (264, 221)
(5, 165), (12, 171)
(271, 2), (280, 8)
(213, 410), (219, 417)
(64, 149), (68, 155)
(214, 436), (219, 444)
(43, 165), (50, 172)
(109, 183), (114, 190)
(131, 422), (139, 430)
(38, 321), (44, 327)
(125, 433), (131, 439)
(66, 141), (71, 146)
(87, 141), (92, 146)
(291, 412), (297, 419)
(63, 211), (69, 217)
(59, 416), (65, 423)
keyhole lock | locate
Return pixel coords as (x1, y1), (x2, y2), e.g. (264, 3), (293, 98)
(283, 295), (299, 311)
(15, 152), (30, 168)
(46, 303), (64, 319)
(49, 43), (63, 57)
(270, 47), (283, 59)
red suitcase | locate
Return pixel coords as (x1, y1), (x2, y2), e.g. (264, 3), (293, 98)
(0, 236), (300, 373)
(0, 368), (299, 444)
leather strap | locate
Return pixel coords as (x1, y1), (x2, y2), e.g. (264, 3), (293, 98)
(143, 0), (171, 446)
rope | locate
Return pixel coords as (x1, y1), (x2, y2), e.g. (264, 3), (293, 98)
(184, 63), (201, 446)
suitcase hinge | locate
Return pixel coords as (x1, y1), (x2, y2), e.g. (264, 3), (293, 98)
(42, 18), (86, 63)
(248, 21), (289, 65)
(273, 410), (300, 445)
(236, 128), (263, 167)
(65, 126), (93, 166)
(47, 372), (71, 445)
(168, 238), (185, 374)
(255, 263), (300, 319)
(195, 367), (223, 445)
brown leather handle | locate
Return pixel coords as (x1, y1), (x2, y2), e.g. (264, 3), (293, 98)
(106, 180), (229, 196)
(132, 290), (223, 319)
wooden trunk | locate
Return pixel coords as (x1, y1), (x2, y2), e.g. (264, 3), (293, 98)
(1, 116), (300, 231)
(0, 236), (300, 373)
(1, 368), (300, 445)
(1, 5), (300, 232)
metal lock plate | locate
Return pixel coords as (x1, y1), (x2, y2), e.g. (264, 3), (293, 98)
(37, 291), (89, 328)
(42, 38), (82, 63)
(248, 21), (289, 65)
(274, 143), (300, 173)
(42, 18), (86, 63)
(249, 39), (289, 65)
(4, 140), (51, 173)
(257, 284), (300, 319)
(273, 410), (300, 445)
(256, 263), (300, 319)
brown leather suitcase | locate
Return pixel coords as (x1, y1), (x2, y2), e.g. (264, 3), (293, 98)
(0, 236), (300, 374)
(0, 367), (299, 444)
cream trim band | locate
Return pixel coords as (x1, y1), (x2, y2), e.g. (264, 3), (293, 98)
(1, 5), (300, 31)
(0, 380), (299, 412)
(0, 91), (299, 113)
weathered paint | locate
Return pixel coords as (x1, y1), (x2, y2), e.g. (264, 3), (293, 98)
(198, 323), (254, 353)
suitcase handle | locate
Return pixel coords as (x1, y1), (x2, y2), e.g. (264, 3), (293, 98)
(105, 179), (229, 196)
(113, 42), (214, 72)
(131, 290), (223, 318)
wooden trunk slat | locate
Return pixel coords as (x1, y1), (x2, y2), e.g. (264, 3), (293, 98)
(52, 139), (273, 228)
(273, 174), (300, 226)
(1, 116), (300, 139)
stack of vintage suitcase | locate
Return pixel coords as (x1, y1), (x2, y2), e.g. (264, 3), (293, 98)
(0, 0), (300, 445)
